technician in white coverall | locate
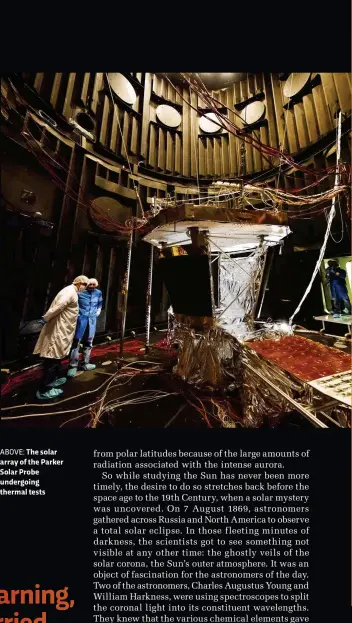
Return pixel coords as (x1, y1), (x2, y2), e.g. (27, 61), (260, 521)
(34, 275), (89, 400)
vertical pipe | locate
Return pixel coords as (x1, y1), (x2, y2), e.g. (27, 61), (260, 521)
(145, 244), (154, 353)
(119, 229), (133, 355)
(218, 254), (221, 309)
(206, 235), (216, 317)
(250, 241), (266, 323)
(256, 247), (274, 319)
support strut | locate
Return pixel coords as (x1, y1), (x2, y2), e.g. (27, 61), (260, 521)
(145, 244), (154, 353)
(119, 229), (133, 356)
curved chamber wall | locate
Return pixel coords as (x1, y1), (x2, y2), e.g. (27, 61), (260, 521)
(1, 72), (351, 359)
(21, 72), (351, 180)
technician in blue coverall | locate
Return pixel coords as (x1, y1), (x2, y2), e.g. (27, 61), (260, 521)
(67, 278), (103, 376)
(325, 260), (351, 317)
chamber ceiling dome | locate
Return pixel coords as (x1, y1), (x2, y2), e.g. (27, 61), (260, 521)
(196, 73), (248, 90)
(164, 73), (248, 90)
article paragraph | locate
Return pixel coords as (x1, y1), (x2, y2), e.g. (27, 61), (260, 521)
(92, 448), (312, 623)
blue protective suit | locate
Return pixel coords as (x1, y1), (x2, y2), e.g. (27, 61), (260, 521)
(75, 289), (103, 341)
(69, 288), (103, 368)
(326, 267), (351, 314)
